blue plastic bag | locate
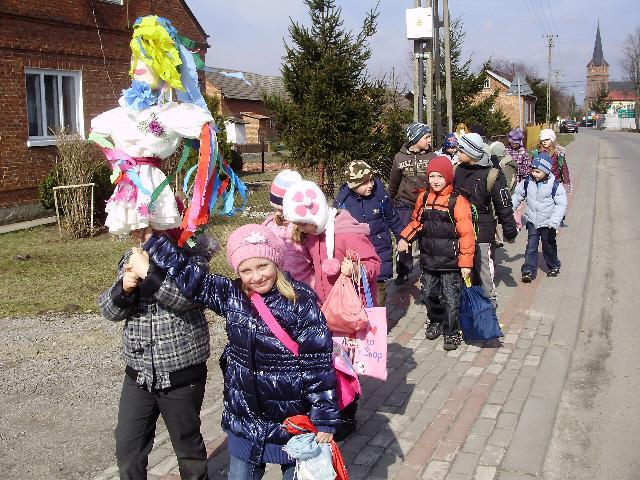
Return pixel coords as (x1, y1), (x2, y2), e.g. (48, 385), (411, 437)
(459, 285), (503, 341)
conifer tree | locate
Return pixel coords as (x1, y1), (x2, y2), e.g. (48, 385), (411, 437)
(264, 0), (385, 194)
(590, 83), (612, 114)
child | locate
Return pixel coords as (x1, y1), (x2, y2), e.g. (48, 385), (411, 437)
(333, 160), (404, 305)
(534, 129), (572, 193)
(506, 128), (530, 230)
(435, 133), (460, 165)
(129, 224), (340, 479)
(511, 153), (567, 282)
(454, 133), (518, 310)
(388, 122), (436, 285)
(262, 169), (314, 287)
(98, 227), (214, 480)
(282, 180), (381, 306)
(506, 128), (530, 184)
(396, 156), (475, 350)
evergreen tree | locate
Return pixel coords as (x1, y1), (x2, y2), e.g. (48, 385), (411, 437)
(567, 94), (582, 120)
(526, 77), (560, 125)
(438, 19), (510, 136)
(264, 0), (385, 194)
(590, 83), (612, 114)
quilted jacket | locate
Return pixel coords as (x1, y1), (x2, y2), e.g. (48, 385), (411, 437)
(144, 235), (340, 464)
(333, 177), (404, 281)
(511, 173), (567, 229)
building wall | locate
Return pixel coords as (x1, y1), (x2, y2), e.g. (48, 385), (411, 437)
(475, 77), (536, 128)
(0, 1), (208, 208)
(585, 64), (609, 108)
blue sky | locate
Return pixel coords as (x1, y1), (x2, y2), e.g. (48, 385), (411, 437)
(186, 0), (638, 105)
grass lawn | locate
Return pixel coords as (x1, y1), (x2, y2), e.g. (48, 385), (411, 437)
(0, 226), (127, 317)
(556, 133), (575, 147)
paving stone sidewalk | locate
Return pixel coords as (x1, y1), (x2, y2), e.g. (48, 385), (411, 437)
(94, 136), (598, 480)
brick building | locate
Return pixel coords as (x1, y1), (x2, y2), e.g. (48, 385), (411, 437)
(0, 0), (208, 212)
(585, 22), (609, 109)
(475, 71), (537, 129)
(205, 68), (286, 145)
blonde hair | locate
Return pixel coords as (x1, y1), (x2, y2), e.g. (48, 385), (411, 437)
(275, 269), (297, 303)
(537, 142), (556, 157)
(289, 224), (307, 245)
(274, 210), (286, 227)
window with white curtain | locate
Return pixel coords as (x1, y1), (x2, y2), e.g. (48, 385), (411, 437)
(25, 69), (83, 146)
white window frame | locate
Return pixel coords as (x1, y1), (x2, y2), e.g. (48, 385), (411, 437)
(25, 68), (84, 147)
(483, 78), (490, 90)
(99, 0), (123, 4)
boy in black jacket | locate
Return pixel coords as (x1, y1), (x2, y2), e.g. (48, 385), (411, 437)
(454, 133), (518, 310)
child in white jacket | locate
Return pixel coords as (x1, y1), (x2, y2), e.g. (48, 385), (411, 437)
(512, 153), (567, 283)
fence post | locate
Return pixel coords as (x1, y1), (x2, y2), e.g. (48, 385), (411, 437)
(261, 140), (265, 173)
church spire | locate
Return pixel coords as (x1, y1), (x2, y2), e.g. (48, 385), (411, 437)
(588, 21), (608, 67)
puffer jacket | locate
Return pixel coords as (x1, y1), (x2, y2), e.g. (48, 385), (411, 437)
(388, 143), (436, 206)
(333, 177), (404, 281)
(400, 185), (476, 272)
(143, 235), (340, 465)
(512, 173), (567, 229)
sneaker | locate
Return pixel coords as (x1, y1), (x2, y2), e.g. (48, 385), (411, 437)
(425, 322), (442, 340)
(394, 273), (409, 286)
(547, 268), (560, 277)
(521, 273), (533, 283)
(443, 333), (462, 351)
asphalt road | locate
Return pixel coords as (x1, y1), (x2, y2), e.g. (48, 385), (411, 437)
(545, 129), (640, 480)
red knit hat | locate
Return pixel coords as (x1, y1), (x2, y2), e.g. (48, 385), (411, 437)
(426, 155), (454, 185)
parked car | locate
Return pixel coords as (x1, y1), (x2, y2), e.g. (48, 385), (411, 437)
(560, 120), (579, 133)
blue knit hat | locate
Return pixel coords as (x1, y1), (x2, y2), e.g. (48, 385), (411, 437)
(406, 123), (431, 146)
(443, 133), (458, 149)
(531, 153), (552, 175)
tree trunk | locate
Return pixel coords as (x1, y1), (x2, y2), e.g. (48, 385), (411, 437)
(635, 99), (640, 132)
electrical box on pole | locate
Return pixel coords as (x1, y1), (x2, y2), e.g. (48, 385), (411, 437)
(406, 7), (433, 39)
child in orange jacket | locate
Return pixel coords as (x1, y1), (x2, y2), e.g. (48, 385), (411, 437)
(397, 155), (475, 350)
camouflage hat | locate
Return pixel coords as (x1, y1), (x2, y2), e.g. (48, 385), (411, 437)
(346, 160), (373, 189)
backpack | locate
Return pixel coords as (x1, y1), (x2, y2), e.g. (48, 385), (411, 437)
(499, 156), (518, 194)
(454, 163), (501, 194)
(523, 177), (560, 199)
(446, 192), (479, 240)
(532, 148), (565, 183)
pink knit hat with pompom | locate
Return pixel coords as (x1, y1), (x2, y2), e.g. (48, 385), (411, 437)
(226, 224), (285, 272)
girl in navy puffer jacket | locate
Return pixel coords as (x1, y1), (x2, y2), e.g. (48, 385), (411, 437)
(128, 224), (340, 479)
(334, 161), (403, 304)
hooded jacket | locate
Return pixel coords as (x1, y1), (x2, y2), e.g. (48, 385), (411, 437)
(306, 209), (381, 305)
(400, 184), (475, 271)
(143, 235), (341, 465)
(388, 143), (436, 206)
(453, 163), (518, 243)
(511, 173), (567, 229)
(333, 177), (404, 281)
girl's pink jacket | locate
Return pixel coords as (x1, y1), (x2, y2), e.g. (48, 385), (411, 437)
(262, 214), (315, 288)
(306, 210), (381, 305)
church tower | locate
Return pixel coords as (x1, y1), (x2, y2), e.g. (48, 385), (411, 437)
(585, 21), (609, 108)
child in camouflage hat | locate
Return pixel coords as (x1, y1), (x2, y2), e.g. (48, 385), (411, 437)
(334, 160), (404, 304)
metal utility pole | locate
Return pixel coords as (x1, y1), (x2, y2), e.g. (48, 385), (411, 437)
(443, 0), (453, 132)
(424, 0), (433, 128)
(545, 35), (557, 126)
(413, 0), (422, 122)
(432, 0), (442, 145)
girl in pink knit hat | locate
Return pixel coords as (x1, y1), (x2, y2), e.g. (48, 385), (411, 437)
(262, 169), (315, 288)
(128, 224), (340, 478)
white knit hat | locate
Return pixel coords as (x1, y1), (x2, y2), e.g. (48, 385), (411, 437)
(539, 128), (556, 142)
(282, 180), (330, 234)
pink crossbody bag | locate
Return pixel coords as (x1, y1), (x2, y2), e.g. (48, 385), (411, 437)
(250, 293), (299, 356)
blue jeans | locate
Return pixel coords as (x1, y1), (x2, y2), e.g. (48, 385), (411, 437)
(522, 223), (560, 277)
(227, 456), (295, 480)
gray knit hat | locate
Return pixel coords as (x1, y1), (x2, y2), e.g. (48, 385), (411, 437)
(458, 133), (486, 161)
(346, 160), (373, 188)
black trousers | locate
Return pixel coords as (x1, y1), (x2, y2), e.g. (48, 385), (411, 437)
(420, 269), (463, 337)
(396, 202), (415, 277)
(115, 374), (208, 480)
